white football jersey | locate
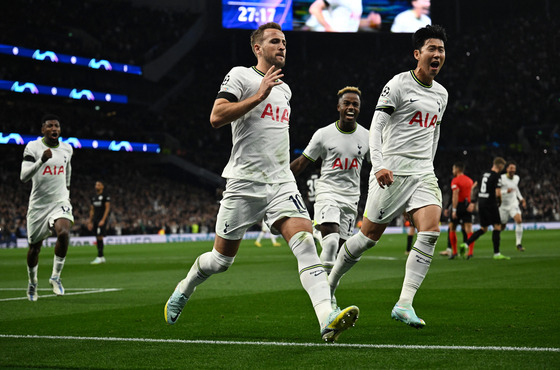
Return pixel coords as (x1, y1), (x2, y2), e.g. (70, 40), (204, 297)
(302, 121), (369, 204)
(218, 66), (293, 184)
(305, 0), (362, 32)
(21, 138), (73, 209)
(372, 70), (448, 176)
(391, 10), (432, 33)
(500, 174), (523, 207)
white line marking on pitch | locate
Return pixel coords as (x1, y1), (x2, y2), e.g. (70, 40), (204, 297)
(0, 288), (122, 302)
(0, 334), (557, 352)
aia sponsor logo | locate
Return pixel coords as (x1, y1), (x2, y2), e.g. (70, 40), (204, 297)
(332, 158), (359, 170)
(260, 103), (289, 123)
(42, 165), (65, 176)
(408, 111), (438, 128)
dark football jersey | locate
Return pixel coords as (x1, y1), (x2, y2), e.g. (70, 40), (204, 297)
(91, 192), (111, 221)
(477, 171), (501, 207)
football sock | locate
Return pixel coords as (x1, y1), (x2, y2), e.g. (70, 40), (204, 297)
(466, 229), (484, 245)
(255, 232), (264, 243)
(320, 233), (339, 275)
(449, 231), (457, 255)
(515, 223), (523, 245)
(97, 239), (104, 257)
(27, 264), (38, 284)
(270, 234), (278, 244)
(328, 231), (377, 296)
(289, 231), (332, 324)
(492, 230), (501, 254)
(178, 248), (234, 297)
(51, 255), (65, 279)
(406, 234), (413, 252)
(467, 232), (474, 255)
(398, 231), (439, 305)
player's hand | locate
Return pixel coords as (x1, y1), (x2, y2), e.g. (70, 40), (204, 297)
(257, 66), (284, 101)
(452, 211), (457, 220)
(87, 221), (93, 231)
(41, 148), (52, 163)
(99, 220), (105, 227)
(467, 203), (475, 213)
(375, 169), (393, 189)
(521, 199), (527, 209)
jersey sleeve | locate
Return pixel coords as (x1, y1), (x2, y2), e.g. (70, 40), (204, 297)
(20, 143), (43, 183)
(376, 75), (402, 111)
(302, 129), (324, 162)
(218, 67), (246, 102)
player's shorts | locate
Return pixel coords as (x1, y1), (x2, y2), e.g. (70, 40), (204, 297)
(364, 173), (442, 224)
(215, 179), (310, 240)
(499, 204), (521, 224)
(93, 220), (108, 237)
(313, 199), (357, 240)
(27, 200), (74, 244)
(450, 201), (473, 225)
(478, 202), (501, 227)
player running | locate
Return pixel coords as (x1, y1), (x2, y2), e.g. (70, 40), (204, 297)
(291, 86), (369, 279)
(164, 22), (359, 342)
(20, 114), (74, 301)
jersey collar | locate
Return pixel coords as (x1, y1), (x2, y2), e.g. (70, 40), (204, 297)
(410, 70), (433, 88)
(335, 120), (357, 134)
(42, 137), (60, 148)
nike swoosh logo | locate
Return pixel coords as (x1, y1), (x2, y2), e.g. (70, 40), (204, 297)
(171, 311), (181, 322)
(328, 147), (336, 150)
(410, 99), (418, 103)
(311, 270), (325, 277)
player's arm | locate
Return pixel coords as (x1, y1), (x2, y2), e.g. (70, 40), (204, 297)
(87, 205), (94, 231)
(309, 0), (333, 32)
(209, 66), (284, 128)
(290, 155), (313, 177)
(370, 108), (394, 188)
(432, 123), (441, 161)
(514, 181), (526, 208)
(66, 156), (72, 191)
(495, 187), (502, 207)
(20, 148), (51, 183)
(451, 188), (459, 219)
(99, 201), (111, 227)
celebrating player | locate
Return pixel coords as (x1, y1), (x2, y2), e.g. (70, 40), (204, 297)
(290, 86), (369, 278)
(20, 114), (74, 301)
(164, 22), (359, 342)
(327, 25), (449, 329)
(88, 181), (111, 264)
(460, 157), (510, 260)
(499, 161), (526, 251)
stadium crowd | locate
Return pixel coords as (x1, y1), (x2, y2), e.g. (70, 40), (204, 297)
(1, 5), (559, 245)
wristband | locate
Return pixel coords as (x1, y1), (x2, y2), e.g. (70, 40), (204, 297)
(452, 208), (457, 212)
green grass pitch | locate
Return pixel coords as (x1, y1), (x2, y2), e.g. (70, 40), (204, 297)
(1, 229), (559, 369)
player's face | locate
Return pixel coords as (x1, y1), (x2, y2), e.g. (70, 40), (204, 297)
(41, 120), (61, 143)
(452, 165), (458, 176)
(337, 93), (360, 124)
(415, 38), (445, 78)
(507, 164), (516, 177)
(95, 181), (104, 193)
(413, 0), (431, 15)
(257, 29), (286, 68)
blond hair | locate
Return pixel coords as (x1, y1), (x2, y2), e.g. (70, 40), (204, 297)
(337, 86), (361, 99)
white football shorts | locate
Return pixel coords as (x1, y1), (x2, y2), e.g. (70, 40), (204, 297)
(215, 179), (310, 240)
(364, 173), (442, 224)
(313, 199), (358, 240)
(27, 200), (74, 244)
(499, 204), (521, 224)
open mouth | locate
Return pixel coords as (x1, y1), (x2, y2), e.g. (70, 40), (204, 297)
(430, 61), (440, 69)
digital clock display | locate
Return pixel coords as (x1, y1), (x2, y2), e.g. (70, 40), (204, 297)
(222, 0), (293, 30)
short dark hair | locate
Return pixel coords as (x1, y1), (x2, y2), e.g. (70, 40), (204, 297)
(250, 22), (282, 56)
(453, 162), (465, 172)
(412, 24), (447, 51)
(41, 114), (60, 125)
(506, 160), (517, 168)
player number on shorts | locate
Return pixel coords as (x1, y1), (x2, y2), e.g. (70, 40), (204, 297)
(289, 194), (307, 212)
